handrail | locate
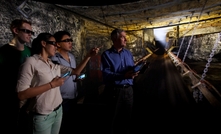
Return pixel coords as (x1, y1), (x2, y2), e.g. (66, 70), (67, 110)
(168, 51), (221, 111)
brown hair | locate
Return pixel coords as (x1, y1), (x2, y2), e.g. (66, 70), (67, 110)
(10, 19), (32, 36)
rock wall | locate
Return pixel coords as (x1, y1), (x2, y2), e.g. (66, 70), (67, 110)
(1, 0), (219, 64)
(0, 0), (90, 64)
(177, 33), (221, 62)
(0, 0), (148, 63)
(0, 0), (149, 90)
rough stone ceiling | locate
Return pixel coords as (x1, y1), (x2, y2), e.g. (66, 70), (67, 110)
(35, 0), (221, 36)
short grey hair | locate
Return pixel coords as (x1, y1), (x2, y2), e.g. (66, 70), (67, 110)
(111, 28), (125, 41)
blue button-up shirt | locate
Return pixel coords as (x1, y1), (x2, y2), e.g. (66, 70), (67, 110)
(51, 52), (77, 99)
(101, 46), (134, 86)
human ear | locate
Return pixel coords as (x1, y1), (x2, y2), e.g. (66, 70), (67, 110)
(13, 28), (19, 35)
(56, 43), (61, 47)
(41, 40), (47, 47)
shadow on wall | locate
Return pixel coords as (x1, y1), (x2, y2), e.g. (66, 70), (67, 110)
(146, 41), (157, 52)
(154, 40), (166, 55)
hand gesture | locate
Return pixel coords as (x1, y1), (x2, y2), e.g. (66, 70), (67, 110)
(86, 47), (100, 57)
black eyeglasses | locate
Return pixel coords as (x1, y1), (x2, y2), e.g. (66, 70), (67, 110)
(58, 39), (73, 43)
(46, 41), (57, 46)
(18, 29), (35, 35)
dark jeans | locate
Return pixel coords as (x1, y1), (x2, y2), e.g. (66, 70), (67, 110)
(3, 101), (20, 133)
(2, 94), (28, 134)
(17, 106), (32, 134)
(59, 98), (78, 134)
(103, 85), (134, 134)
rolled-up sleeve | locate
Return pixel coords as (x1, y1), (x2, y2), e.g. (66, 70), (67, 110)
(60, 64), (73, 75)
(17, 57), (35, 92)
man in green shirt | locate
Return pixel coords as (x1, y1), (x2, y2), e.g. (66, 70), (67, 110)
(0, 18), (34, 134)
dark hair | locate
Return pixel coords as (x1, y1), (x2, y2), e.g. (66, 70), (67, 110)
(53, 31), (71, 42)
(31, 33), (54, 54)
(10, 19), (32, 36)
(111, 28), (125, 41)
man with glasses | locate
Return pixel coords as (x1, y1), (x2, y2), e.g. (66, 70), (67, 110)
(0, 18), (34, 134)
(51, 30), (86, 134)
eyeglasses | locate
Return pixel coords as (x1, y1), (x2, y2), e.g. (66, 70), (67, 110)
(58, 39), (73, 43)
(18, 29), (35, 35)
(46, 41), (57, 46)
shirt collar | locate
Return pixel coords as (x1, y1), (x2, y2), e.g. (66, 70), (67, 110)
(55, 52), (70, 59)
(33, 54), (52, 63)
(110, 45), (125, 53)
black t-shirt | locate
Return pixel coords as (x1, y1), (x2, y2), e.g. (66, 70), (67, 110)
(0, 44), (32, 108)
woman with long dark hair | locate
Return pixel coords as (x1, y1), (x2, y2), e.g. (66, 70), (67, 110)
(17, 32), (99, 134)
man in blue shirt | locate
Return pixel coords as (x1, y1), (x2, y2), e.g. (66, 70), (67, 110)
(51, 31), (83, 134)
(101, 28), (139, 134)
